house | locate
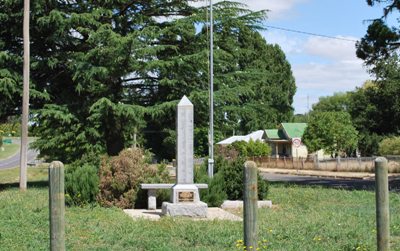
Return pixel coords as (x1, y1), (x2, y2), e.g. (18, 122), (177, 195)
(217, 123), (308, 158)
(265, 123), (308, 158)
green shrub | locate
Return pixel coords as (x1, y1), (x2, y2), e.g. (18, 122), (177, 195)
(247, 139), (271, 157)
(230, 139), (271, 158)
(72, 151), (102, 168)
(134, 162), (171, 209)
(195, 156), (269, 206)
(65, 163), (99, 206)
(97, 148), (169, 209)
(358, 132), (382, 156)
(220, 156), (244, 200)
(219, 156), (268, 200)
(231, 141), (248, 157)
(195, 162), (227, 207)
(0, 123), (20, 136)
(379, 136), (400, 155)
(215, 144), (240, 160)
(258, 170), (269, 200)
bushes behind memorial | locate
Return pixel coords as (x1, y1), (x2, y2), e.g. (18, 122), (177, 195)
(196, 156), (269, 207)
(231, 139), (271, 157)
(65, 163), (99, 206)
(216, 139), (271, 159)
(195, 167), (227, 207)
(0, 122), (20, 136)
(97, 148), (169, 209)
(64, 147), (169, 208)
(379, 136), (400, 155)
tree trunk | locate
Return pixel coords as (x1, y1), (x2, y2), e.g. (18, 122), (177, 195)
(20, 0), (30, 191)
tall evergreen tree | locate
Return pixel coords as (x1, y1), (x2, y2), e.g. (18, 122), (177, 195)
(357, 0), (400, 68)
(0, 1), (296, 162)
(353, 0), (400, 155)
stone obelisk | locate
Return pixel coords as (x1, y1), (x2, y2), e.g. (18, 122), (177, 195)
(162, 96), (208, 217)
(176, 95), (194, 185)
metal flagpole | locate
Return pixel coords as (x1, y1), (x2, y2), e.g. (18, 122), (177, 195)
(208, 0), (214, 178)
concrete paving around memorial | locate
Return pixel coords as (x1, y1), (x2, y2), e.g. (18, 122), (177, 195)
(123, 208), (242, 221)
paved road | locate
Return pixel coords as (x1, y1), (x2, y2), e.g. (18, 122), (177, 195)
(0, 148), (39, 169)
(261, 172), (400, 192)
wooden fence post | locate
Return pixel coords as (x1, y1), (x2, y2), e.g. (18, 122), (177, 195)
(49, 161), (65, 251)
(375, 157), (390, 251)
(336, 156), (340, 171)
(244, 161), (258, 249)
(315, 155), (320, 170)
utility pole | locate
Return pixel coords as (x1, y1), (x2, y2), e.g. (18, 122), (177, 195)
(208, 0), (214, 178)
(20, 0), (30, 191)
(133, 127), (137, 149)
(306, 95), (310, 121)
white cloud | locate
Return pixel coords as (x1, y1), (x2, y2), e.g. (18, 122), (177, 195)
(293, 60), (369, 91)
(262, 32), (370, 113)
(303, 36), (360, 61)
(293, 35), (370, 103)
(292, 59), (371, 113)
(192, 1), (368, 114)
(191, 0), (308, 20)
(263, 30), (303, 54)
(243, 0), (308, 19)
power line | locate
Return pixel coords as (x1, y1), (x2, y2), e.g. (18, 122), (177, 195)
(265, 25), (359, 43)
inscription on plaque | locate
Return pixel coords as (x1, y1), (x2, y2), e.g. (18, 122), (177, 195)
(178, 191), (194, 202)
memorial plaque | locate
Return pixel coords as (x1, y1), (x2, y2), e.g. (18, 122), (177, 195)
(178, 191), (194, 202)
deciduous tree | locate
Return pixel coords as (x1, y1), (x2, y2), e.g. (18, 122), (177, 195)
(302, 112), (358, 156)
(311, 92), (350, 113)
(379, 136), (400, 155)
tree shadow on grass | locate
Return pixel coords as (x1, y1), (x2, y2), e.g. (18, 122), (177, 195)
(0, 180), (48, 191)
(271, 176), (400, 193)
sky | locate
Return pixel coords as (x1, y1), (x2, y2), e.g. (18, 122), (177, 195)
(243, 0), (398, 114)
(199, 0), (396, 114)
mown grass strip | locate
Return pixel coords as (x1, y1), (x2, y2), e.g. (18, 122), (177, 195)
(0, 165), (48, 184)
(0, 168), (399, 250)
(0, 143), (19, 160)
(0, 167), (400, 251)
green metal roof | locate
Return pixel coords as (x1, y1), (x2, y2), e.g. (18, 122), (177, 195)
(265, 129), (287, 140)
(281, 123), (307, 139)
(265, 129), (279, 139)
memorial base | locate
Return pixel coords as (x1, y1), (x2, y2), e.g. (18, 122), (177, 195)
(162, 202), (208, 218)
(161, 184), (208, 217)
(171, 184), (200, 203)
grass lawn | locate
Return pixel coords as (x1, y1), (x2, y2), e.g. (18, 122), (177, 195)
(0, 143), (19, 160)
(0, 168), (399, 250)
(0, 165), (48, 184)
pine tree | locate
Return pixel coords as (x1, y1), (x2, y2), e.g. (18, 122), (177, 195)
(0, 1), (296, 162)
